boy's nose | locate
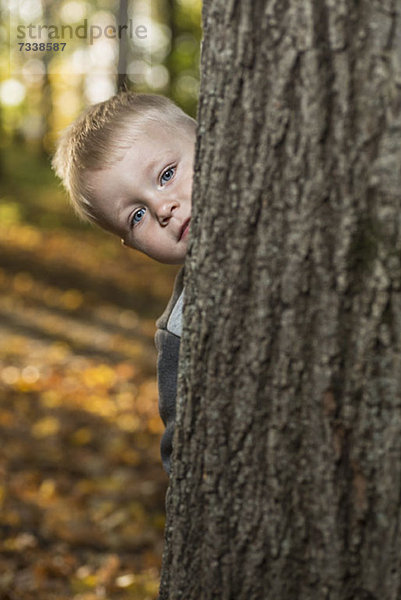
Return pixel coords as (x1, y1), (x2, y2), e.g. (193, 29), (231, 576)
(157, 200), (179, 225)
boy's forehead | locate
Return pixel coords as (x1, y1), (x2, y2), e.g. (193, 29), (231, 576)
(122, 114), (168, 140)
(115, 119), (194, 169)
(100, 122), (166, 173)
(124, 114), (195, 145)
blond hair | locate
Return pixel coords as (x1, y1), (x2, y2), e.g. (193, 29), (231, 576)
(52, 92), (196, 221)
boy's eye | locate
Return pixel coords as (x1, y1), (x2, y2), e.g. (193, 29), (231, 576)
(160, 167), (175, 186)
(131, 207), (146, 226)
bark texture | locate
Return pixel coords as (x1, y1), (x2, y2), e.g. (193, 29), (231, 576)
(160, 1), (401, 598)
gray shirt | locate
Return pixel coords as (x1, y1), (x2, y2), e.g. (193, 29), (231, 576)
(154, 268), (184, 474)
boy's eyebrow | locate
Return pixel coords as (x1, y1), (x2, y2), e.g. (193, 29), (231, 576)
(145, 152), (176, 176)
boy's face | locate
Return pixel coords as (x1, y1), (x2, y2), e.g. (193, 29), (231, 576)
(87, 119), (196, 264)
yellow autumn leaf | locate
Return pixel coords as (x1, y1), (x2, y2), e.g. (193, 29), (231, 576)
(13, 272), (34, 294)
(32, 416), (60, 438)
(85, 394), (115, 418)
(117, 414), (140, 432)
(40, 390), (62, 408)
(62, 289), (83, 310)
(1, 366), (20, 385)
(71, 427), (92, 445)
(82, 365), (117, 388)
(148, 416), (164, 434)
(39, 479), (56, 500)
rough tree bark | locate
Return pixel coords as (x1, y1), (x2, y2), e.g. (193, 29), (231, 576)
(160, 1), (401, 599)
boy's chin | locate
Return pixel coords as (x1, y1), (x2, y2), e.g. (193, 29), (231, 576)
(144, 250), (186, 265)
(151, 246), (188, 265)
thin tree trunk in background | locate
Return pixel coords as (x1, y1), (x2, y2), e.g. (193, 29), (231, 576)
(0, 103), (3, 176)
(117, 0), (129, 91)
(40, 0), (52, 156)
(165, 0), (177, 98)
(160, 1), (401, 598)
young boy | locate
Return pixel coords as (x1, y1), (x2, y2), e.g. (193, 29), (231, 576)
(52, 92), (196, 474)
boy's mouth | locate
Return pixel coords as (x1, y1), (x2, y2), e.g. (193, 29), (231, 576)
(179, 218), (191, 241)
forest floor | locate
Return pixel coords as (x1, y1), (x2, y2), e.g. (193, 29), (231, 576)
(0, 145), (179, 600)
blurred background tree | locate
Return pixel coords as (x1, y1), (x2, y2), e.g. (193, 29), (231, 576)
(0, 0), (201, 155)
(0, 1), (201, 598)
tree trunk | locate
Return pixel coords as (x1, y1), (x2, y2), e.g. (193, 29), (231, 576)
(40, 0), (53, 157)
(160, 1), (401, 599)
(117, 0), (129, 91)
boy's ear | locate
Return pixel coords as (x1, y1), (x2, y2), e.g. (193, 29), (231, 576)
(121, 238), (126, 247)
